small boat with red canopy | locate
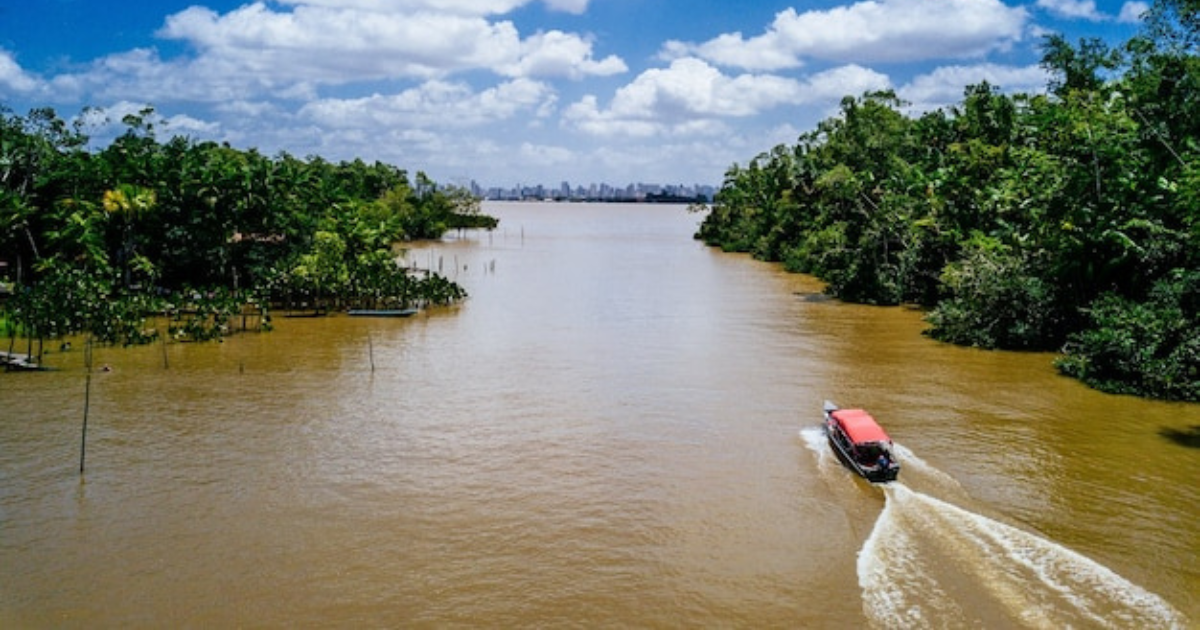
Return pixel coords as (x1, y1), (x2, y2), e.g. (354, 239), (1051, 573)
(823, 401), (899, 482)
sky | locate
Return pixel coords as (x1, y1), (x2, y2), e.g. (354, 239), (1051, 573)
(0, 0), (1150, 189)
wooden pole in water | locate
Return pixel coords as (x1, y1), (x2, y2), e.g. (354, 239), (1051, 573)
(161, 330), (169, 370)
(368, 332), (376, 372)
(79, 336), (93, 475)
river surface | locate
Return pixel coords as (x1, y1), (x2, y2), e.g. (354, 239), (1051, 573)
(1, 202), (1196, 628)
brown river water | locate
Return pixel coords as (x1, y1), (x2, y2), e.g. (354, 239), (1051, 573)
(1, 202), (1197, 628)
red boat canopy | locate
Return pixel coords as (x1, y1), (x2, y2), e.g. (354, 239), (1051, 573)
(831, 409), (892, 445)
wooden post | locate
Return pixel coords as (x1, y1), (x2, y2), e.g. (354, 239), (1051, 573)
(80, 336), (93, 475)
(161, 331), (169, 370)
(368, 332), (376, 373)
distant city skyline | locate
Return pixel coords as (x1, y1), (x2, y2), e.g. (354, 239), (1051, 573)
(472, 180), (715, 202)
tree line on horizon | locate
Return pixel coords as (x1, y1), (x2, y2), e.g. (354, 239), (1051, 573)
(1, 106), (496, 350)
(694, 0), (1198, 401)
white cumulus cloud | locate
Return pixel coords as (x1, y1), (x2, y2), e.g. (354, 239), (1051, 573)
(299, 78), (556, 129)
(564, 57), (890, 137)
(274, 0), (589, 16)
(153, 2), (624, 94)
(502, 30), (628, 79)
(160, 4), (525, 82)
(0, 49), (43, 94)
(664, 0), (1028, 70)
(899, 63), (1050, 113)
(1118, 1), (1150, 23)
(1036, 0), (1105, 21)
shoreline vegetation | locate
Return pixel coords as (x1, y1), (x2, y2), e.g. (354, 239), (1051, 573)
(692, 0), (1198, 402)
(1, 105), (495, 364)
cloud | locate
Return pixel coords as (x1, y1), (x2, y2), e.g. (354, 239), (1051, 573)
(152, 2), (624, 94)
(274, 0), (529, 14)
(160, 4), (525, 82)
(899, 63), (1050, 113)
(502, 30), (627, 79)
(31, 47), (274, 105)
(273, 0), (589, 16)
(3, 1), (624, 109)
(542, 0), (590, 14)
(1036, 0), (1149, 23)
(563, 57), (890, 137)
(664, 0), (1027, 70)
(1117, 1), (1150, 23)
(563, 57), (791, 137)
(1035, 0), (1105, 21)
(299, 78), (556, 129)
(0, 49), (43, 94)
(162, 113), (222, 135)
(802, 64), (896, 102)
(518, 142), (578, 168)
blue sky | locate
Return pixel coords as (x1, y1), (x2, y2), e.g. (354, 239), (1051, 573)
(1, 0), (1148, 189)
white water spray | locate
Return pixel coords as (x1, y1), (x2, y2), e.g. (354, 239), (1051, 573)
(801, 426), (1188, 628)
(858, 479), (1188, 629)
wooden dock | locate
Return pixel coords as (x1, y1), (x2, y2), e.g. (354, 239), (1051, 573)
(0, 350), (42, 371)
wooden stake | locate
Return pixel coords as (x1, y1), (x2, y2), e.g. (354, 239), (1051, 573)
(80, 336), (93, 475)
(161, 330), (169, 369)
(368, 332), (376, 372)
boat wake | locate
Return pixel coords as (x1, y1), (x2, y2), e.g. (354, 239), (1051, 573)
(798, 427), (837, 477)
(800, 428), (1189, 629)
(861, 483), (1187, 629)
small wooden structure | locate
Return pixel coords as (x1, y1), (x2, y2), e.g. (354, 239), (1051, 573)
(1, 350), (42, 371)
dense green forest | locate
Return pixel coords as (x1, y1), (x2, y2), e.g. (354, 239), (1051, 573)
(1, 106), (496, 349)
(695, 0), (1199, 401)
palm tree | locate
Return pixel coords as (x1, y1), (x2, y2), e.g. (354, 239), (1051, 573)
(102, 183), (157, 289)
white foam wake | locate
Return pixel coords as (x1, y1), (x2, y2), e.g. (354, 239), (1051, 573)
(799, 425), (857, 487)
(799, 426), (828, 460)
(858, 483), (1188, 629)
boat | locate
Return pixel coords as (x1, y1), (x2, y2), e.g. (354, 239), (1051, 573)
(822, 401), (900, 483)
(282, 306), (328, 318)
(347, 308), (418, 318)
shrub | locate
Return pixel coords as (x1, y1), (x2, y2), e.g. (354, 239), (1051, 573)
(1057, 270), (1200, 401)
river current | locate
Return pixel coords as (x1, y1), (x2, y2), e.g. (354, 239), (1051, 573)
(1, 202), (1196, 627)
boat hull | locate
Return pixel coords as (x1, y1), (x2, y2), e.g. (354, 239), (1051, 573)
(347, 308), (418, 318)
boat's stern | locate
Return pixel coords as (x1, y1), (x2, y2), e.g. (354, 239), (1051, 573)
(866, 462), (900, 483)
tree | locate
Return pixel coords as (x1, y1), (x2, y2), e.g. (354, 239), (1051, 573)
(693, 4), (1200, 399)
(1041, 35), (1121, 97)
(1, 102), (484, 348)
(102, 183), (157, 289)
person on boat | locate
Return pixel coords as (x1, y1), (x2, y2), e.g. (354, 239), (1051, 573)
(876, 452), (890, 470)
